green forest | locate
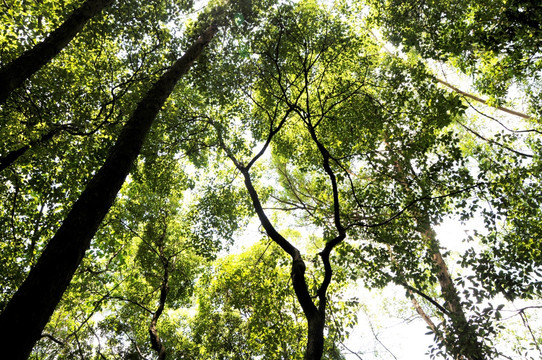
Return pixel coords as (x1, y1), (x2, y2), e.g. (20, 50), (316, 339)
(0, 0), (541, 359)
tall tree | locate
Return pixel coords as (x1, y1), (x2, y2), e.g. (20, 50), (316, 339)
(378, 138), (485, 359)
(0, 23), (217, 359)
(213, 2), (502, 356)
(369, 0), (542, 327)
(0, 0), (115, 104)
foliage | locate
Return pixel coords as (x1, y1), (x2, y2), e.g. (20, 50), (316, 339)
(190, 240), (352, 359)
(370, 0), (542, 116)
(1, 0), (541, 359)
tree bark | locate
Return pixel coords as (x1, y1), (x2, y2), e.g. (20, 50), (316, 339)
(304, 313), (325, 360)
(422, 225), (485, 360)
(385, 139), (485, 360)
(0, 24), (218, 360)
(0, 0), (115, 105)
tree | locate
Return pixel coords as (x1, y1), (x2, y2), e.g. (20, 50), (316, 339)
(200, 3), (360, 357)
(202, 1), (541, 357)
(0, 0), (115, 104)
(369, 0), (542, 346)
(0, 23), (218, 359)
(196, 1), (477, 358)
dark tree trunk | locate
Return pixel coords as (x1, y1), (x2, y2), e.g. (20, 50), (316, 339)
(291, 257), (325, 360)
(304, 313), (325, 360)
(0, 25), (217, 360)
(0, 0), (115, 104)
(149, 238), (169, 360)
(240, 168), (331, 360)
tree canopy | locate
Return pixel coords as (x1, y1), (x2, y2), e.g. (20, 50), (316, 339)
(1, 0), (541, 359)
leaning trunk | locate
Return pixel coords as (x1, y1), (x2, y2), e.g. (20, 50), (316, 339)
(0, 25), (217, 360)
(384, 134), (485, 360)
(421, 224), (485, 360)
(0, 0), (115, 104)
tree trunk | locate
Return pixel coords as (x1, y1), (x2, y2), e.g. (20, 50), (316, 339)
(240, 168), (327, 360)
(422, 225), (485, 360)
(149, 238), (169, 360)
(0, 24), (217, 360)
(0, 0), (115, 104)
(384, 136), (485, 360)
(291, 256), (325, 360)
(304, 313), (325, 360)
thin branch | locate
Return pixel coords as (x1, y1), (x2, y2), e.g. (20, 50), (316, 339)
(519, 309), (542, 357)
(39, 333), (65, 346)
(124, 330), (148, 360)
(364, 308), (398, 360)
(456, 119), (533, 158)
(119, 219), (161, 259)
(339, 340), (365, 360)
(106, 295), (154, 314)
(463, 98), (542, 135)
(436, 78), (531, 120)
(402, 283), (449, 316)
(346, 182), (483, 229)
(255, 240), (273, 265)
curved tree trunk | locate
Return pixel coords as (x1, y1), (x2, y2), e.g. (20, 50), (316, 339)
(0, 0), (115, 104)
(241, 168), (328, 360)
(0, 24), (218, 360)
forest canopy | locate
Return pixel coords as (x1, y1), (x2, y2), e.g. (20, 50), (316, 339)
(0, 0), (541, 359)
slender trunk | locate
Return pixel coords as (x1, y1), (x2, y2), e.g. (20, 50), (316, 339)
(216, 57), (346, 358)
(384, 135), (485, 360)
(149, 240), (169, 360)
(241, 168), (326, 360)
(0, 25), (217, 360)
(421, 225), (485, 360)
(149, 268), (168, 360)
(0, 0), (115, 104)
